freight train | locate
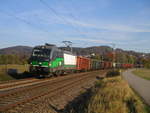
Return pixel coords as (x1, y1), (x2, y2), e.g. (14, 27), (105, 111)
(29, 43), (133, 77)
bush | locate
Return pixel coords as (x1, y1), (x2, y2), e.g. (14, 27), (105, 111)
(106, 69), (120, 77)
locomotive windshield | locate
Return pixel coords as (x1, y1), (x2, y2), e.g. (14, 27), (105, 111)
(32, 49), (51, 57)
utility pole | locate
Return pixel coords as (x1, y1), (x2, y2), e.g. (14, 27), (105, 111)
(62, 41), (73, 52)
(111, 43), (116, 69)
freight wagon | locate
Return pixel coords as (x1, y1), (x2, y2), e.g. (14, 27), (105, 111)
(103, 61), (113, 69)
(76, 56), (90, 71)
(116, 63), (122, 68)
(122, 63), (134, 68)
(90, 59), (101, 70)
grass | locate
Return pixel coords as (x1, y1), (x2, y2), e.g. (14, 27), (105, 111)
(0, 71), (14, 81)
(0, 64), (29, 73)
(0, 64), (29, 81)
(65, 76), (150, 113)
(132, 68), (150, 80)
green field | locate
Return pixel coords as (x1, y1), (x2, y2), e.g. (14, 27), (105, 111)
(66, 76), (150, 113)
(132, 69), (150, 80)
(0, 64), (29, 81)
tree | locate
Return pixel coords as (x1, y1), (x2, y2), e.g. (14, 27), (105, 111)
(0, 54), (28, 65)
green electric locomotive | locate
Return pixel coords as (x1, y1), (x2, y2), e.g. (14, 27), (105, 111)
(29, 43), (77, 77)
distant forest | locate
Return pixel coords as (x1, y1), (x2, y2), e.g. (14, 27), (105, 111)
(0, 45), (150, 68)
(0, 54), (28, 65)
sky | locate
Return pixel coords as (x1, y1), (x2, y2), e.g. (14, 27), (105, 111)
(0, 0), (150, 52)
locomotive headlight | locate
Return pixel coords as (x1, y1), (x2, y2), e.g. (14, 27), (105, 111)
(59, 62), (62, 65)
(49, 63), (51, 66)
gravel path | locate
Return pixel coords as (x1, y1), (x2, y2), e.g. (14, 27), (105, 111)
(123, 69), (150, 106)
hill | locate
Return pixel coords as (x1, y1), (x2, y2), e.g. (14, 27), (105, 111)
(60, 46), (113, 55)
(0, 46), (33, 57)
(0, 45), (149, 59)
(0, 45), (113, 56)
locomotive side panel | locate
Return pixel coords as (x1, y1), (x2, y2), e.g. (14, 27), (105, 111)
(64, 53), (77, 69)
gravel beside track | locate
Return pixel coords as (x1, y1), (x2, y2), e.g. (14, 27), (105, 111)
(0, 70), (106, 113)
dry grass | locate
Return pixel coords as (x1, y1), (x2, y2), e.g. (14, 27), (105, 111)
(87, 76), (149, 113)
(66, 76), (150, 113)
(132, 69), (150, 80)
(0, 64), (29, 73)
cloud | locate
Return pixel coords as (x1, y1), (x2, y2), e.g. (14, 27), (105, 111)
(64, 17), (150, 33)
(15, 9), (150, 34)
(70, 37), (115, 44)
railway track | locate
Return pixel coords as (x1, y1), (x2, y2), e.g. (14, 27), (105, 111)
(0, 77), (35, 85)
(0, 77), (63, 92)
(0, 71), (106, 112)
(0, 72), (91, 92)
(0, 78), (39, 90)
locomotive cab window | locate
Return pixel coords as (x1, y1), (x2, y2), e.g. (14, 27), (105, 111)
(32, 49), (51, 57)
(52, 51), (63, 59)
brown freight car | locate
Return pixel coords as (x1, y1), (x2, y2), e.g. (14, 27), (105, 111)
(103, 61), (113, 69)
(76, 56), (91, 71)
(103, 61), (109, 69)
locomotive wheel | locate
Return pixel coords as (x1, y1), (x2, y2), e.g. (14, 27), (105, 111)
(55, 70), (62, 76)
(45, 73), (52, 78)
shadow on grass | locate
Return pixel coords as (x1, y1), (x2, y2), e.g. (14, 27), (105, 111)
(46, 87), (93, 113)
(62, 88), (93, 113)
(96, 76), (104, 80)
(126, 98), (137, 113)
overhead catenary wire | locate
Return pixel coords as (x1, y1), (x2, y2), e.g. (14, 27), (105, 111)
(0, 9), (50, 33)
(42, 0), (120, 48)
(39, 0), (89, 39)
(56, 0), (89, 47)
